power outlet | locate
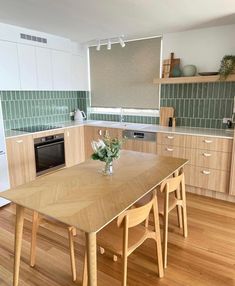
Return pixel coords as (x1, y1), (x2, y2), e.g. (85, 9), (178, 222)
(223, 118), (232, 124)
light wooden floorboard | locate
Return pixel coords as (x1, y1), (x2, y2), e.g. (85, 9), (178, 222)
(0, 193), (234, 286)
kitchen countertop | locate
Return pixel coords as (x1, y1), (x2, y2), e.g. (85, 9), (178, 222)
(5, 120), (234, 139)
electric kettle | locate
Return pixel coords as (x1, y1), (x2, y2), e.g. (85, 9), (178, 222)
(74, 109), (86, 122)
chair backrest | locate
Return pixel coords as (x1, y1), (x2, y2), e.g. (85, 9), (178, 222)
(160, 173), (185, 193)
(117, 196), (155, 228)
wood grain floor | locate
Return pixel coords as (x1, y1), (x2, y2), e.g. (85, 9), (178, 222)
(0, 193), (234, 286)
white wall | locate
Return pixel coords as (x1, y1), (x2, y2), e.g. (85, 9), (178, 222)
(162, 24), (235, 72)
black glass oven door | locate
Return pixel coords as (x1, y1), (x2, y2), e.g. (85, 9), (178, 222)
(35, 140), (65, 174)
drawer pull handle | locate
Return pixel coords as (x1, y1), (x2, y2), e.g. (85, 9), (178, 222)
(202, 170), (211, 175)
(166, 147), (174, 152)
(204, 139), (212, 144)
(203, 153), (212, 157)
(16, 140), (23, 144)
(167, 136), (174, 139)
(98, 129), (102, 136)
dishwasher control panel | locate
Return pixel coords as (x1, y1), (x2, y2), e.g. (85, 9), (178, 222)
(122, 130), (156, 142)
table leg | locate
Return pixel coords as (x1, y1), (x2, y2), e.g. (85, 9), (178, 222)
(13, 205), (24, 286)
(85, 232), (97, 286)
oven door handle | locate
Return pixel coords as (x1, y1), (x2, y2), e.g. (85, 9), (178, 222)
(35, 141), (64, 149)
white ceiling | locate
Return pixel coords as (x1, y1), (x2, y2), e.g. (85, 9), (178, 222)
(0, 0), (234, 43)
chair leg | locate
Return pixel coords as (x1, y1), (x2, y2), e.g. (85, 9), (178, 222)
(163, 193), (169, 269)
(152, 196), (164, 278)
(181, 184), (188, 238)
(122, 254), (128, 286)
(82, 251), (88, 286)
(145, 215), (149, 228)
(30, 211), (39, 267)
(68, 227), (77, 282)
(175, 189), (183, 229)
(122, 217), (128, 286)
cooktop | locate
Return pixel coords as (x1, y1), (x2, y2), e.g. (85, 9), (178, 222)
(12, 125), (61, 133)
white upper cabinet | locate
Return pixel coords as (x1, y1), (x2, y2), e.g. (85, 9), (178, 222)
(0, 24), (89, 91)
(18, 44), (37, 90)
(51, 50), (71, 90)
(71, 54), (88, 90)
(35, 47), (53, 90)
(0, 41), (20, 90)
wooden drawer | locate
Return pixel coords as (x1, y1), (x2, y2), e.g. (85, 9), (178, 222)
(157, 144), (186, 159)
(157, 132), (232, 152)
(157, 145), (232, 171)
(184, 165), (230, 193)
(157, 132), (185, 147)
(186, 149), (231, 171)
(196, 136), (233, 152)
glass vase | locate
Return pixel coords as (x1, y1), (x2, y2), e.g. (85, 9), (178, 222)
(103, 161), (113, 176)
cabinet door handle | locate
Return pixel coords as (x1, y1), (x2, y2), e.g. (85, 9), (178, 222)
(67, 131), (70, 137)
(16, 140), (23, 144)
(203, 153), (212, 157)
(98, 129), (102, 136)
(202, 170), (211, 175)
(166, 147), (174, 152)
(204, 139), (212, 144)
(167, 136), (174, 139)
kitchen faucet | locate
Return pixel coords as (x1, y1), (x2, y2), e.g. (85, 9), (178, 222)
(120, 108), (124, 123)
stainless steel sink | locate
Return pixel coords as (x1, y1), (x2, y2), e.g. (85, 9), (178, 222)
(112, 122), (147, 129)
(85, 120), (117, 127)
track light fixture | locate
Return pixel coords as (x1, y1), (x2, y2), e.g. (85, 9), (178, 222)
(95, 36), (125, 51)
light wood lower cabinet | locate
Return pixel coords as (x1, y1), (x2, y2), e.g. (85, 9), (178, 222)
(6, 135), (36, 188)
(157, 132), (233, 194)
(229, 131), (235, 195)
(184, 165), (230, 193)
(84, 126), (122, 159)
(123, 139), (157, 154)
(64, 126), (85, 167)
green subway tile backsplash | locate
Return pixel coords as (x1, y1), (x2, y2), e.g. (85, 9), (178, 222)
(1, 81), (234, 130)
(160, 81), (235, 129)
(0, 91), (89, 130)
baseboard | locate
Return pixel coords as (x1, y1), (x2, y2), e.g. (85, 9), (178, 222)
(186, 185), (235, 203)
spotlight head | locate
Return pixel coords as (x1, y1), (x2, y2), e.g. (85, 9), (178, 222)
(96, 40), (101, 51)
(119, 37), (125, 48)
(107, 39), (111, 50)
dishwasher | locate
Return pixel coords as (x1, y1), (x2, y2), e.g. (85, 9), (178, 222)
(122, 130), (156, 153)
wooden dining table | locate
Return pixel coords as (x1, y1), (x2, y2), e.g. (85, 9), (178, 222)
(0, 150), (188, 286)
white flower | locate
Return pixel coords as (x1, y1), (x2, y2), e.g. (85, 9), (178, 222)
(91, 139), (106, 152)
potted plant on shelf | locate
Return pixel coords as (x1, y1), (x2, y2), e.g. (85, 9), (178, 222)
(219, 55), (235, 80)
(91, 135), (123, 175)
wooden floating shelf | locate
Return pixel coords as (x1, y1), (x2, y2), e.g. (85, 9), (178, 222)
(153, 74), (235, 84)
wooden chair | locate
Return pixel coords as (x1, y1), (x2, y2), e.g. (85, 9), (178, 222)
(158, 172), (188, 268)
(30, 211), (77, 281)
(83, 195), (164, 286)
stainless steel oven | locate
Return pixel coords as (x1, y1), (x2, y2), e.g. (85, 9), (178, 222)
(34, 133), (65, 176)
